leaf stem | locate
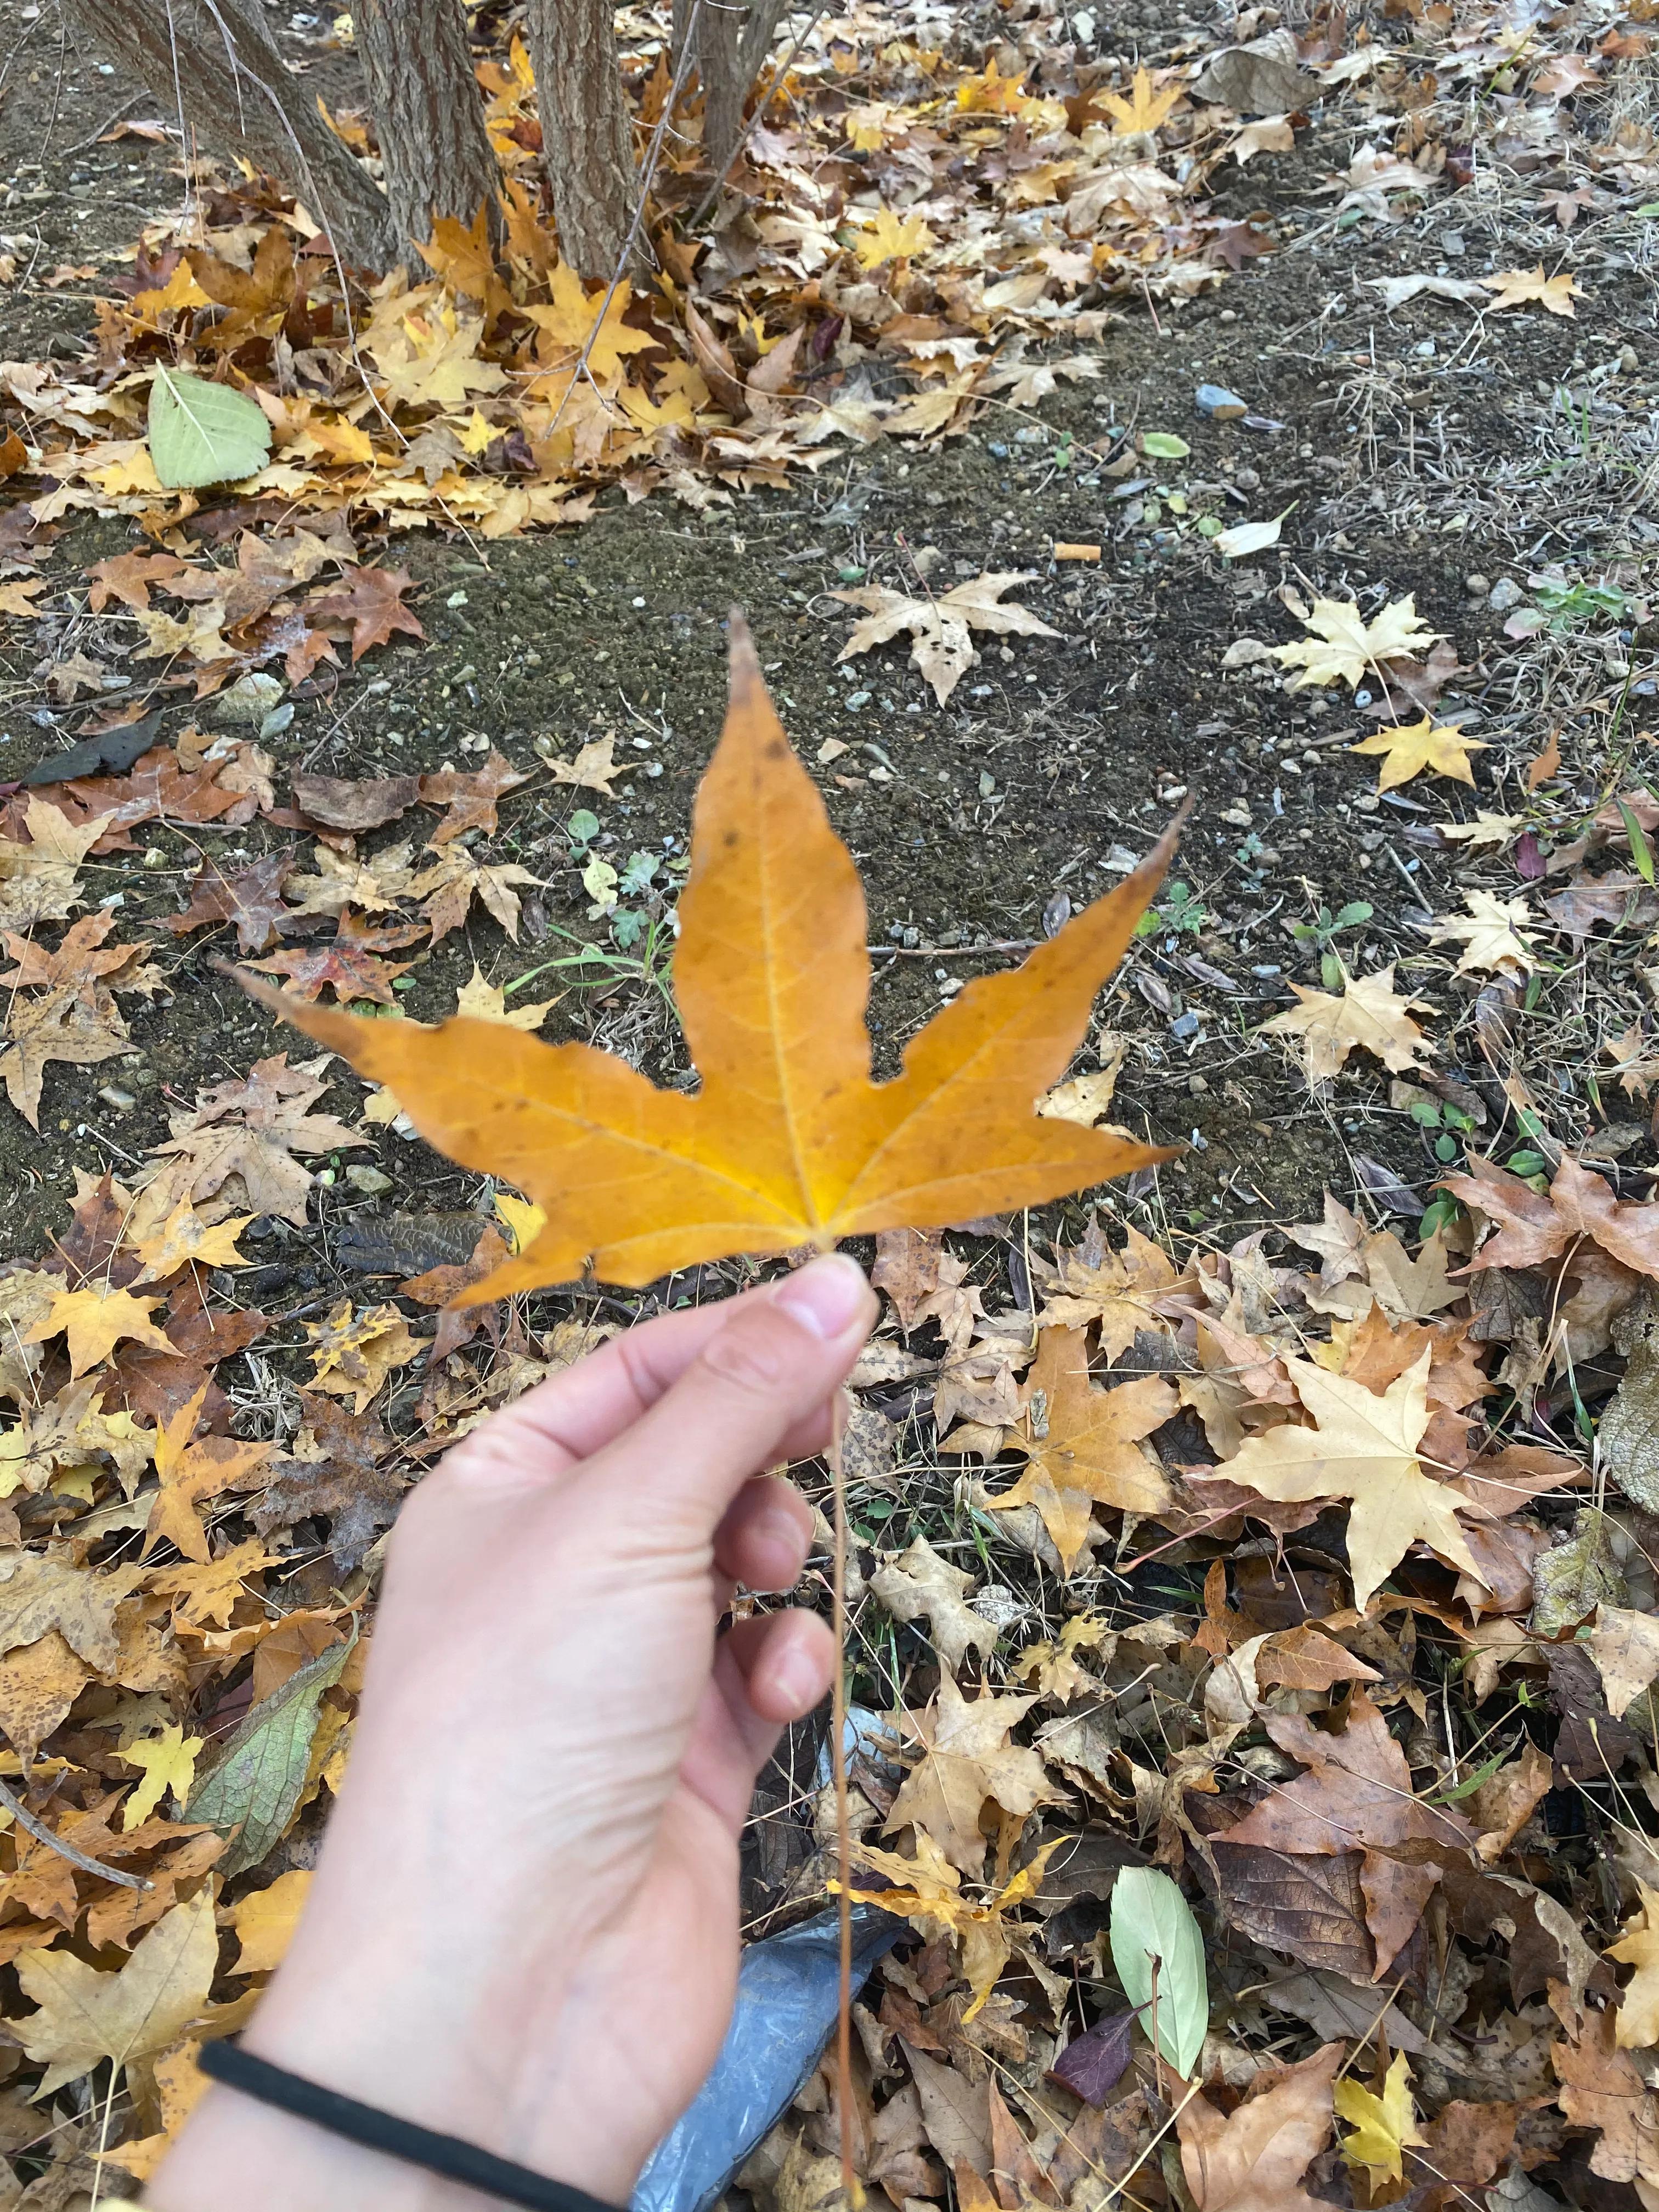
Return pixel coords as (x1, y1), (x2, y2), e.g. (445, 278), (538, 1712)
(828, 1390), (863, 2205)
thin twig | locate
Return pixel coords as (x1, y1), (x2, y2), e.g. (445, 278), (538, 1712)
(827, 1391), (861, 2203)
(0, 1776), (153, 1893)
(691, 4), (827, 228)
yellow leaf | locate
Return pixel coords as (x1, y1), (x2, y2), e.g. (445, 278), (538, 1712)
(455, 964), (560, 1032)
(305, 1301), (426, 1412)
(1483, 264), (1582, 316)
(14, 1887), (218, 2096)
(24, 1284), (173, 1381)
(1429, 890), (1538, 979)
(229, 1868), (312, 1976)
(1348, 714), (1486, 790)
(105, 2035), (209, 2183)
(119, 1723), (204, 1831)
(853, 209), (935, 268)
(460, 407), (498, 455)
(145, 1385), (274, 1564)
(131, 261), (213, 317)
(1100, 67), (1182, 136)
(370, 304), (509, 410)
(1207, 1350), (1480, 1612)
(1335, 2052), (1427, 2183)
(234, 622), (1172, 1296)
(1272, 594), (1444, 690)
(146, 1539), (276, 1630)
(131, 1202), (254, 1285)
(522, 268), (661, 382)
(493, 1190), (547, 1253)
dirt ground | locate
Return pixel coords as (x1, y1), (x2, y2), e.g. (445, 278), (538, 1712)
(0, 0), (1655, 1269)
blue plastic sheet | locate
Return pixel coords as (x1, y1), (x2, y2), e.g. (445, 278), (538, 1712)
(630, 1903), (905, 2212)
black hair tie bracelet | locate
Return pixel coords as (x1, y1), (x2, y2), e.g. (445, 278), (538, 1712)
(195, 2038), (622, 2212)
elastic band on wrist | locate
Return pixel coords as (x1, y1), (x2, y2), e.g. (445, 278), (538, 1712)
(195, 2038), (622, 2212)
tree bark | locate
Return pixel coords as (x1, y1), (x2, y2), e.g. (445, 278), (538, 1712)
(59, 0), (397, 269)
(354, 0), (501, 260)
(673, 0), (793, 184)
(526, 0), (636, 281)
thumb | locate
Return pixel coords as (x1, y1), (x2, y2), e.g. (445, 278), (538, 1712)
(575, 1252), (875, 1535)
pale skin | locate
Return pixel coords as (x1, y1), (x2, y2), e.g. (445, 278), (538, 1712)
(154, 1251), (878, 2212)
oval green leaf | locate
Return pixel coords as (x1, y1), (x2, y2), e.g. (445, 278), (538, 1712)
(148, 366), (272, 489)
(1108, 1866), (1208, 2078)
(1142, 431), (1190, 459)
(184, 1635), (352, 1875)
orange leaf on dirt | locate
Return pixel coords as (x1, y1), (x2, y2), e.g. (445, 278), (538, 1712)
(1441, 1152), (1659, 1279)
(25, 1283), (173, 1380)
(247, 909), (425, 1005)
(305, 567), (425, 661)
(416, 748), (528, 845)
(143, 1385), (274, 1563)
(234, 617), (1174, 1295)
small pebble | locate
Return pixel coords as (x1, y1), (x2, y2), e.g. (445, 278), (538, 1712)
(1188, 1074), (1209, 1095)
(1441, 230), (1465, 256)
(1464, 573), (1491, 598)
(1620, 343), (1639, 374)
(1487, 577), (1522, 613)
(97, 1086), (135, 1112)
(1196, 383), (1248, 420)
(346, 1165), (394, 1195)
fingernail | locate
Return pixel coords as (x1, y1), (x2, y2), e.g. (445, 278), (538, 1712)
(756, 1506), (808, 1584)
(775, 1253), (868, 1341)
(774, 1645), (825, 1717)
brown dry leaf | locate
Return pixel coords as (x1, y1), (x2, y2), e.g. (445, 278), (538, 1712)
(234, 622), (1173, 1295)
(1553, 2003), (1659, 2181)
(1468, 1740), (1553, 1861)
(1204, 1350), (1480, 1611)
(251, 1392), (405, 1574)
(284, 841), (420, 918)
(0, 799), (115, 933)
(0, 1551), (145, 1674)
(290, 774), (420, 832)
(410, 846), (541, 942)
(868, 1536), (997, 1671)
(1591, 1605), (1659, 1719)
(160, 851), (295, 956)
(1178, 2042), (1344, 2212)
(417, 748), (528, 844)
(1037, 1219), (1180, 1352)
(832, 572), (1061, 706)
(304, 566), (424, 659)
(886, 1674), (1057, 1875)
(985, 1325), (1175, 1571)
(1483, 265), (1582, 315)
(248, 910), (425, 1005)
(1215, 1691), (1476, 1973)
(1261, 968), (1434, 1082)
(136, 1054), (368, 1232)
(1442, 1153), (1659, 1281)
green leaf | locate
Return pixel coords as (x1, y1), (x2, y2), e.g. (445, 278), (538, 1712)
(148, 367), (272, 489)
(1108, 1867), (1207, 2078)
(184, 1636), (353, 1875)
(1142, 432), (1189, 459)
(1618, 800), (1656, 888)
(1417, 1192), (1459, 1238)
(1335, 901), (1374, 928)
(1408, 1101), (1442, 1130)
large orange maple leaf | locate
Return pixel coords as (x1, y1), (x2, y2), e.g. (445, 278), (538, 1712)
(240, 616), (1174, 1295)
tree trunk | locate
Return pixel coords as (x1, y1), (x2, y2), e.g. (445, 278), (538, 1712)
(526, 0), (636, 281)
(354, 0), (501, 260)
(59, 0), (396, 269)
(673, 0), (793, 185)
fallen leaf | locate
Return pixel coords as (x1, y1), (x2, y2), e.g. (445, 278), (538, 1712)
(247, 909), (425, 1006)
(1551, 2006), (1659, 2183)
(1202, 1350), (1480, 1611)
(0, 799), (114, 933)
(417, 748), (527, 844)
(1350, 715), (1487, 790)
(25, 1283), (173, 1380)
(1430, 891), (1538, 978)
(1336, 2052), (1427, 2183)
(870, 1536), (997, 1670)
(229, 1868), (312, 1975)
(290, 772), (420, 831)
(887, 1673), (1057, 1875)
(160, 851), (295, 956)
(144, 1384), (274, 1562)
(234, 620), (1172, 1295)
(119, 1723), (204, 1829)
(1179, 2042), (1344, 2212)
(1592, 1605), (1659, 1720)
(304, 566), (424, 659)
(1261, 967), (1434, 1082)
(14, 1887), (217, 2096)
(1483, 265), (1582, 316)
(1441, 1153), (1659, 1281)
(833, 573), (1061, 706)
(543, 734), (622, 797)
(1273, 595), (1444, 691)
(986, 1325), (1175, 1571)
(304, 1301), (426, 1413)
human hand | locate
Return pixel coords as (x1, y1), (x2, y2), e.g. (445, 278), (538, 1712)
(155, 1251), (877, 2212)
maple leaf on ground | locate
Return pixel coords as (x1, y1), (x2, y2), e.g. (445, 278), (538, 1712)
(369, 302), (509, 409)
(1273, 595), (1444, 691)
(247, 909), (425, 1005)
(1610, 1883), (1659, 2049)
(833, 572), (1061, 707)
(987, 1325), (1175, 1571)
(846, 1829), (1059, 2021)
(520, 267), (660, 382)
(543, 734), (622, 797)
(417, 748), (529, 844)
(1349, 715), (1487, 790)
(119, 1723), (204, 1830)
(145, 1537), (275, 1629)
(1552, 2007), (1659, 2186)
(411, 847), (541, 941)
(1336, 2053), (1427, 2183)
(306, 567), (424, 662)
(1203, 1349), (1481, 1611)
(14, 1887), (217, 2096)
(160, 851), (296, 956)
(144, 1383), (274, 1561)
(1441, 1152), (1659, 1280)
(129, 1203), (254, 1287)
(134, 1053), (368, 1234)
(1483, 264), (1582, 316)
(453, 963), (560, 1030)
(234, 617), (1176, 1295)
(1260, 967), (1434, 1082)
(417, 202), (511, 323)
(230, 1868), (312, 1976)
(1178, 2042), (1343, 2212)
(870, 1536), (998, 1671)
(887, 1673), (1058, 1875)
(253, 1392), (405, 1572)
(0, 798), (114, 932)
(284, 842), (419, 918)
(1430, 890), (1538, 978)
(1215, 1691), (1476, 1972)
(25, 1282), (173, 1380)
(1102, 67), (1183, 135)
(1036, 1218), (1180, 1351)
(853, 210), (936, 268)
(304, 1301), (426, 1413)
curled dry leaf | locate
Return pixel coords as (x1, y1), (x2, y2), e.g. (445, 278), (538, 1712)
(1178, 2041), (1344, 2212)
